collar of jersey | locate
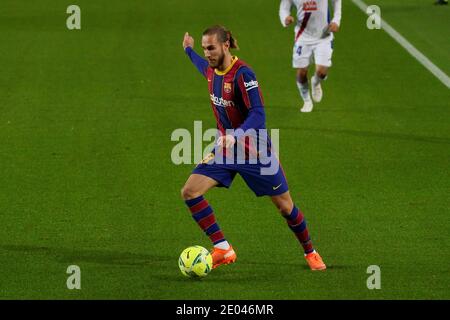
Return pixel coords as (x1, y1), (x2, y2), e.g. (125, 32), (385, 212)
(214, 56), (238, 76)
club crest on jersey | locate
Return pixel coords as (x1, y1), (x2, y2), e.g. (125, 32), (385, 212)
(224, 82), (232, 93)
(303, 0), (318, 11)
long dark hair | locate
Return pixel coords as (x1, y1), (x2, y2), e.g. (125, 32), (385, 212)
(202, 25), (239, 50)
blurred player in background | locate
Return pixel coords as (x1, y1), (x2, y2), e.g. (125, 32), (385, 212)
(181, 26), (326, 271)
(280, 0), (342, 112)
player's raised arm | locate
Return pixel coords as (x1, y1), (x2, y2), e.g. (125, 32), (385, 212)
(182, 32), (194, 49)
(279, 0), (294, 27)
(329, 0), (342, 32)
(183, 32), (208, 78)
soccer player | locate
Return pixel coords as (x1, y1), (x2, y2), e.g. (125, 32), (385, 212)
(181, 25), (326, 270)
(279, 0), (342, 112)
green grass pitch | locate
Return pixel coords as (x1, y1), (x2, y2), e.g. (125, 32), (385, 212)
(0, 0), (448, 299)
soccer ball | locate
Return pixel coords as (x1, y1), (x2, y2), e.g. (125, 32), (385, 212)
(178, 245), (212, 278)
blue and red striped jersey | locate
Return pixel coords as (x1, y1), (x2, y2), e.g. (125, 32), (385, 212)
(185, 47), (266, 135)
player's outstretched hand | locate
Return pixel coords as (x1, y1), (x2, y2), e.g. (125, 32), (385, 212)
(183, 32), (194, 49)
(329, 22), (339, 33)
(284, 16), (295, 26)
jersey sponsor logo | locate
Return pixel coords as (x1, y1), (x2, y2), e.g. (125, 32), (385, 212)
(224, 82), (232, 93)
(303, 0), (318, 11)
(244, 79), (259, 91)
(210, 93), (235, 108)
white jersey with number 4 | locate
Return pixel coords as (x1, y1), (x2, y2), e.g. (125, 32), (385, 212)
(279, 0), (342, 44)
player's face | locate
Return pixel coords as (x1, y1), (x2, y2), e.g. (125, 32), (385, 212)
(201, 34), (228, 68)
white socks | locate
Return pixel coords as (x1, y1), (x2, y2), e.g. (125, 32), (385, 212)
(214, 241), (231, 250)
(312, 74), (326, 87)
(297, 80), (311, 102)
(311, 74), (320, 87)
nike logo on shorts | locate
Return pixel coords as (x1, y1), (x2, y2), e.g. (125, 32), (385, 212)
(272, 184), (282, 190)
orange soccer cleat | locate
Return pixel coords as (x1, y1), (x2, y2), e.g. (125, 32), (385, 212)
(211, 245), (237, 269)
(305, 251), (326, 271)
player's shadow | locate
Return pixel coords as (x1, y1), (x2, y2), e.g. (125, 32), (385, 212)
(0, 244), (171, 266)
(318, 264), (351, 270)
(241, 260), (352, 271)
(152, 273), (264, 283)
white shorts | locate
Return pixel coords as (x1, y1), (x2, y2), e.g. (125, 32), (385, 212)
(292, 39), (334, 69)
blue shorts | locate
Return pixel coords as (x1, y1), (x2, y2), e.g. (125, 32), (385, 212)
(192, 157), (289, 197)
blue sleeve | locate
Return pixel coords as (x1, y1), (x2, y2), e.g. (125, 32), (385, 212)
(185, 47), (208, 78)
(237, 68), (265, 109)
(235, 68), (266, 138)
(238, 107), (266, 133)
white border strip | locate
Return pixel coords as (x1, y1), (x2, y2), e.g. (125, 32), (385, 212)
(352, 0), (450, 89)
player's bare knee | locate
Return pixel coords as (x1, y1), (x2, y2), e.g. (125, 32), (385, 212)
(274, 201), (292, 216)
(181, 186), (200, 200)
(315, 68), (328, 79)
(297, 69), (308, 83)
(317, 71), (327, 79)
